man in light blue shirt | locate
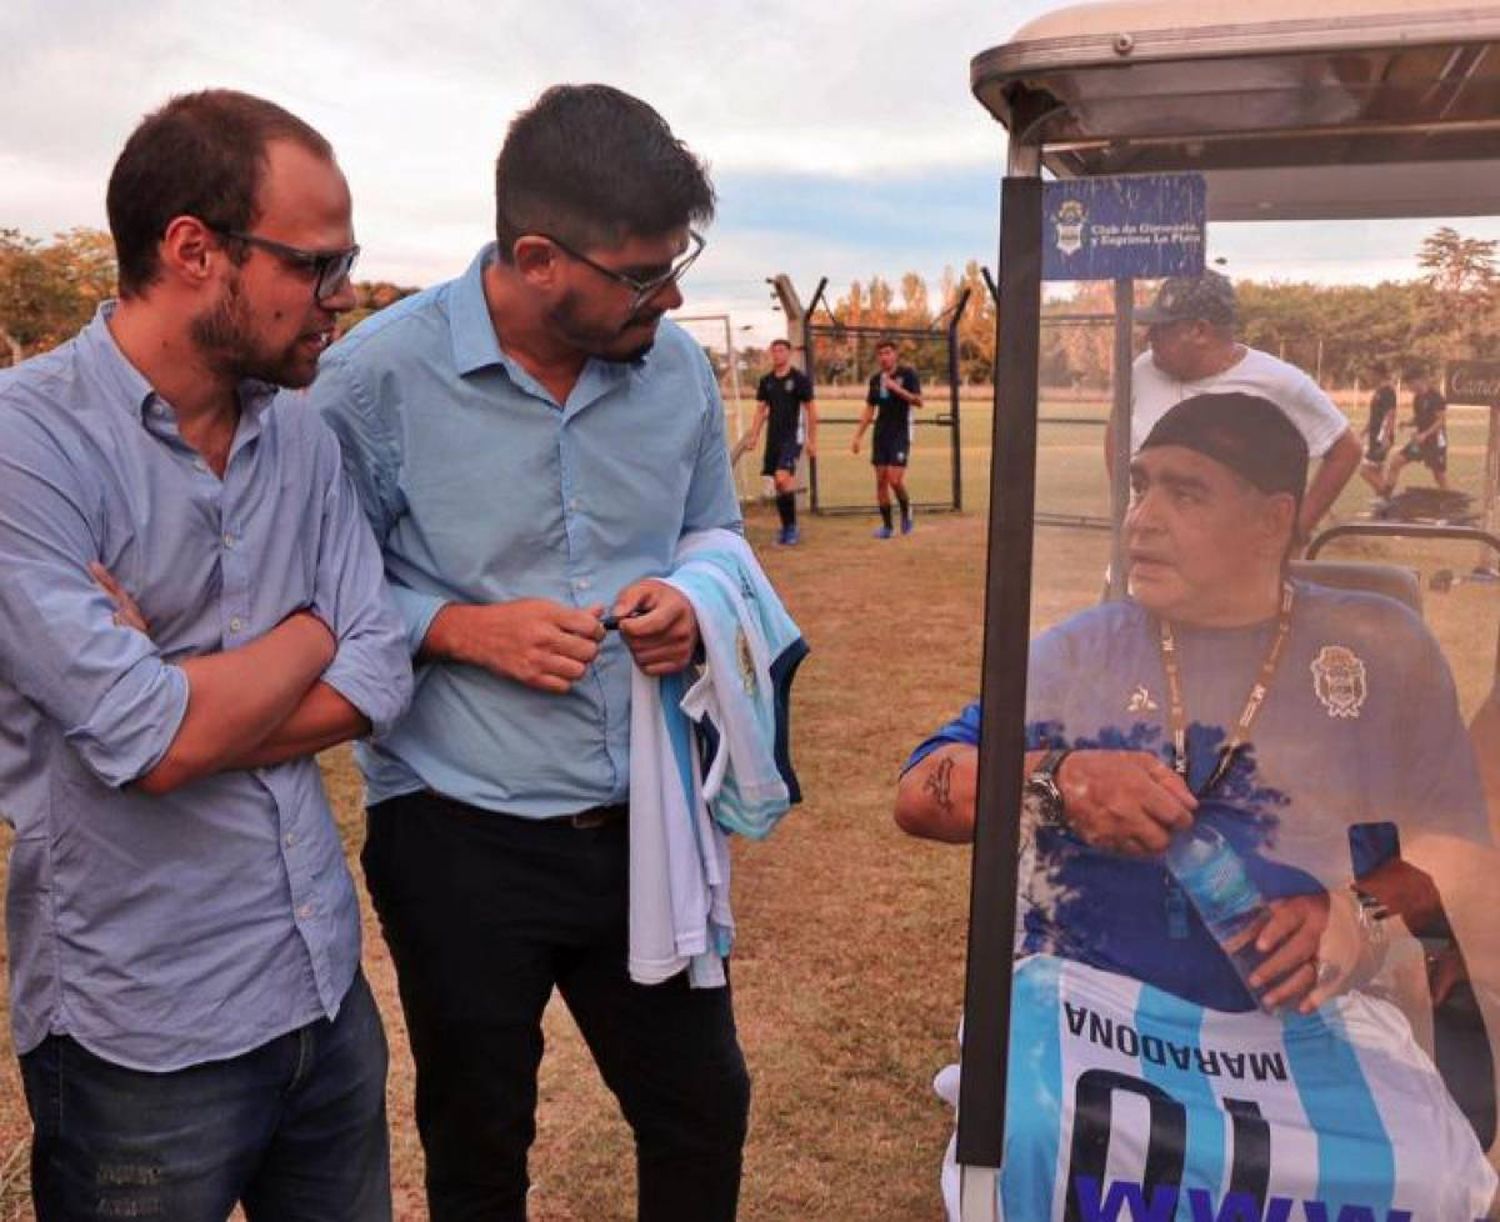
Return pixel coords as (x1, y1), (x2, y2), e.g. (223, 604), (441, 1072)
(313, 84), (748, 1221)
(0, 90), (411, 1221)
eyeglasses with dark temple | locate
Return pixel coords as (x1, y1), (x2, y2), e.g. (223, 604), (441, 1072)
(210, 228), (361, 304)
(533, 228), (705, 313)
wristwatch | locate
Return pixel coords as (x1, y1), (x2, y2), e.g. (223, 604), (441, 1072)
(1024, 748), (1073, 828)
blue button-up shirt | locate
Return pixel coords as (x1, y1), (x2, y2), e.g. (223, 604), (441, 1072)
(0, 306), (412, 1071)
(312, 245), (742, 817)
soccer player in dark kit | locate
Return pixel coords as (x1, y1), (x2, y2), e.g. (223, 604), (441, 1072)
(1358, 360), (1397, 499)
(1384, 368), (1450, 495)
(851, 338), (923, 538)
(744, 338), (818, 545)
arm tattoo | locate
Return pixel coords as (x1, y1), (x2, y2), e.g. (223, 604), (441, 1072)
(923, 755), (956, 819)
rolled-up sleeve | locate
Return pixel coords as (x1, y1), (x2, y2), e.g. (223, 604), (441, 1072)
(310, 426), (414, 738)
(0, 416), (187, 787)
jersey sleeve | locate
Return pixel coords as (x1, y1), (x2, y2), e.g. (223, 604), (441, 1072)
(903, 700), (981, 772)
(796, 371), (814, 402)
(866, 376), (879, 407)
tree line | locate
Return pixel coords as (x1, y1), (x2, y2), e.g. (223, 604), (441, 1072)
(811, 228), (1497, 391)
(4, 226), (1495, 394)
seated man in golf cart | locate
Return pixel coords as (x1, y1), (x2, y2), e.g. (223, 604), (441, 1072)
(898, 393), (1499, 1220)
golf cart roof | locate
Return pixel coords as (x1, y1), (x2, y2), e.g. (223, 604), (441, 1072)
(971, 0), (1500, 220)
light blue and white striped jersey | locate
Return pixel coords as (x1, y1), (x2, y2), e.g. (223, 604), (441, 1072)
(938, 956), (1496, 1222)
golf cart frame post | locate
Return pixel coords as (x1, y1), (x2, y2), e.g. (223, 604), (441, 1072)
(786, 275), (971, 515)
(964, 4), (1500, 1219)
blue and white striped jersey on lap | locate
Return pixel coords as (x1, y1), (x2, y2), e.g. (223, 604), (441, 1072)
(936, 956), (1497, 1222)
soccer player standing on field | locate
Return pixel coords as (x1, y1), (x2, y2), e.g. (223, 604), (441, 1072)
(1383, 368), (1451, 495)
(852, 338), (923, 537)
(745, 337), (818, 545)
(1358, 360), (1398, 498)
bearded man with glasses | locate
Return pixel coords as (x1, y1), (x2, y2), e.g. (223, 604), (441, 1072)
(0, 89), (410, 1221)
(312, 84), (750, 1221)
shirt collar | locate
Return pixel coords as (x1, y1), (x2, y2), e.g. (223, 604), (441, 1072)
(450, 244), (507, 376)
(79, 302), (155, 419)
(447, 243), (640, 411)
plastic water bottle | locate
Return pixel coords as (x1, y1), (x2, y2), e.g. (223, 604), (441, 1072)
(1164, 823), (1271, 997)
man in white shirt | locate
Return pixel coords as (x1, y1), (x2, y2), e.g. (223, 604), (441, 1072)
(1105, 271), (1362, 542)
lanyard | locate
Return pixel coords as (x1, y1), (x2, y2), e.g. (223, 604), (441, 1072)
(1157, 581), (1296, 798)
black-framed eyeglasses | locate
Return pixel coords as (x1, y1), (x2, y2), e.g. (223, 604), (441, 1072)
(211, 228), (361, 304)
(541, 228), (705, 312)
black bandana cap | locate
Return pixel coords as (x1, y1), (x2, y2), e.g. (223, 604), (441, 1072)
(1140, 392), (1308, 502)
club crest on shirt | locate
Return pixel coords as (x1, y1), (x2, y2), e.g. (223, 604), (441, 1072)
(1126, 684), (1159, 713)
(1311, 645), (1366, 719)
(736, 627), (756, 694)
(783, 377), (795, 392)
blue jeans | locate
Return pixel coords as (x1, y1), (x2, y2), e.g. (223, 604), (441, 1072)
(20, 970), (391, 1222)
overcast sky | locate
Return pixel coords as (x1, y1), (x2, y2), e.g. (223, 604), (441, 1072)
(5, 0), (1498, 345)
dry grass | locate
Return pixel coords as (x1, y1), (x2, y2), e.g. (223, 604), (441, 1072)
(0, 401), (1498, 1219)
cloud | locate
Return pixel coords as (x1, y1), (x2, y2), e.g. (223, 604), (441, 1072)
(5, 0), (1487, 337)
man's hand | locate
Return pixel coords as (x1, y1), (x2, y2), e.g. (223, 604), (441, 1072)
(731, 431), (758, 464)
(90, 562), (149, 635)
(1244, 891), (1341, 1013)
(614, 579), (698, 675)
(426, 599), (603, 693)
(1355, 857), (1445, 934)
(850, 434), (862, 455)
(805, 435), (818, 459)
(1054, 750), (1196, 856)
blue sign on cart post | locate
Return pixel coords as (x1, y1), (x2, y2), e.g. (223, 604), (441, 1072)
(1042, 174), (1206, 281)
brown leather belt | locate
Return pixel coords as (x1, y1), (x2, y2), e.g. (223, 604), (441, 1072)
(549, 803), (628, 830)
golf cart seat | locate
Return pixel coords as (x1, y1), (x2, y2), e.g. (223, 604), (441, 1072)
(1287, 559), (1422, 615)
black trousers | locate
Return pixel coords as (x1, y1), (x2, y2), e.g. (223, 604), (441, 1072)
(363, 790), (750, 1222)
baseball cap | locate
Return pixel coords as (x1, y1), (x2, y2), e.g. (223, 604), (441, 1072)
(1136, 271), (1237, 327)
(1140, 392), (1307, 502)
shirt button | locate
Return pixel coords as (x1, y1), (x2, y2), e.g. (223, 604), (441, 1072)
(222, 533), (235, 548)
(194, 458), (208, 473)
(152, 403), (169, 419)
(568, 498), (580, 511)
(229, 617), (244, 633)
(574, 578), (590, 591)
(297, 903), (315, 920)
(284, 833), (296, 848)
